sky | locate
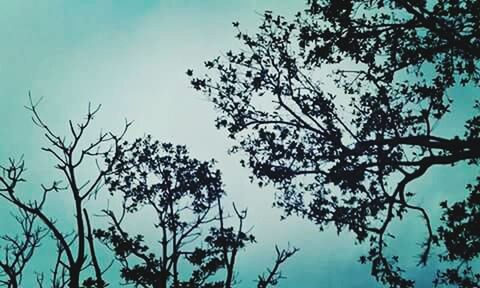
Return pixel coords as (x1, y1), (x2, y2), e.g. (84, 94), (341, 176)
(0, 1), (477, 287)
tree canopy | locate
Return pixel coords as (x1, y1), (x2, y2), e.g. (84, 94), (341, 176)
(96, 136), (257, 288)
(189, 0), (480, 286)
(1, 0), (479, 287)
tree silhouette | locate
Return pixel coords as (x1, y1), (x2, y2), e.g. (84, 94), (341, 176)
(95, 136), (297, 288)
(0, 208), (47, 288)
(0, 96), (131, 288)
(189, 0), (480, 286)
(435, 176), (480, 287)
(1, 100), (297, 287)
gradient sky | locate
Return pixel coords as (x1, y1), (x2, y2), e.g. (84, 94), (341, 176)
(0, 1), (478, 287)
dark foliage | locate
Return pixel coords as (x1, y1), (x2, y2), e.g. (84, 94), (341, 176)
(189, 0), (480, 286)
(435, 176), (480, 288)
(95, 136), (296, 288)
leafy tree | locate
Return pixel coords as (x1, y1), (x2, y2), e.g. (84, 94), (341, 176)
(0, 97), (131, 288)
(435, 176), (480, 287)
(189, 0), (480, 286)
(95, 136), (298, 288)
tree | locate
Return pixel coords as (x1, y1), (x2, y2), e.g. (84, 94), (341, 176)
(257, 244), (299, 288)
(435, 176), (480, 287)
(1, 99), (297, 288)
(0, 96), (131, 288)
(95, 136), (298, 288)
(189, 0), (480, 286)
(0, 208), (46, 288)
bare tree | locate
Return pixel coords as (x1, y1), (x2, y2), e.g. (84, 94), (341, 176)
(0, 208), (47, 288)
(0, 96), (131, 288)
(257, 245), (299, 288)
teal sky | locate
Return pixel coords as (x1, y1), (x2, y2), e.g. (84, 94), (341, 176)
(0, 1), (477, 287)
